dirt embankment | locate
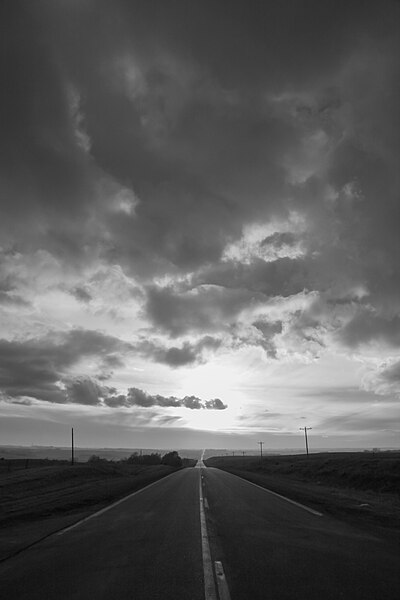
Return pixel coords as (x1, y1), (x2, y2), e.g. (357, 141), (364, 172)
(0, 462), (176, 560)
(205, 452), (400, 534)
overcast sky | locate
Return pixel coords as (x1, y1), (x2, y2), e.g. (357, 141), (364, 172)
(1, 0), (399, 450)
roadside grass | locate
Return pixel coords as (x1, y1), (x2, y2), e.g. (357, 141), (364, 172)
(0, 461), (176, 527)
(0, 461), (181, 560)
(206, 452), (400, 493)
(205, 452), (400, 533)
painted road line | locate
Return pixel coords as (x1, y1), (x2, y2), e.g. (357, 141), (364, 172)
(57, 471), (179, 536)
(196, 449), (208, 469)
(215, 561), (232, 600)
(199, 471), (218, 600)
(231, 473), (323, 517)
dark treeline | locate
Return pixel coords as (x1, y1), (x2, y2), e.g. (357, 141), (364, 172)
(0, 452), (197, 472)
(88, 451), (196, 468)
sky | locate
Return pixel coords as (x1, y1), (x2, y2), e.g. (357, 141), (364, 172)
(0, 0), (399, 451)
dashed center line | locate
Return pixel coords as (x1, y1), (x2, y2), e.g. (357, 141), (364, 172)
(215, 561), (232, 600)
(199, 471), (218, 600)
(199, 470), (232, 600)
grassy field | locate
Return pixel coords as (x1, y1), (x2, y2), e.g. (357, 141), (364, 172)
(205, 452), (400, 532)
(206, 452), (400, 493)
(0, 461), (178, 559)
(0, 461), (177, 527)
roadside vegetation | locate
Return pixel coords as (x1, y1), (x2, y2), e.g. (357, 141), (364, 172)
(1, 451), (195, 526)
(205, 452), (400, 531)
(0, 451), (194, 559)
(205, 452), (400, 494)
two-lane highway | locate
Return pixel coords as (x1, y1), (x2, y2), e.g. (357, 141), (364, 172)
(0, 464), (399, 599)
(202, 466), (399, 600)
(0, 468), (204, 600)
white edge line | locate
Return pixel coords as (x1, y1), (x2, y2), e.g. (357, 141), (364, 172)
(215, 560), (232, 600)
(199, 470), (218, 600)
(218, 469), (323, 517)
(57, 470), (179, 536)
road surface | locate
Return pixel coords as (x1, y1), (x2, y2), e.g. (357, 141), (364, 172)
(0, 464), (399, 599)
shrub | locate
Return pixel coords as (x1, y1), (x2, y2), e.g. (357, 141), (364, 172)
(161, 451), (182, 468)
(126, 452), (161, 465)
(88, 455), (106, 463)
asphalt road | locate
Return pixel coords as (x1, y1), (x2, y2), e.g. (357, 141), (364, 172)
(203, 467), (399, 600)
(0, 468), (204, 600)
(0, 465), (399, 599)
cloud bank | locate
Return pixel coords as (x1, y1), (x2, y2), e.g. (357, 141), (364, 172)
(1, 1), (399, 443)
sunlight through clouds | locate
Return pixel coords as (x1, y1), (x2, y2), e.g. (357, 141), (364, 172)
(1, 0), (399, 449)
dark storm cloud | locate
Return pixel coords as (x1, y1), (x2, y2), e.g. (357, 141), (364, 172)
(145, 284), (267, 336)
(0, 291), (30, 307)
(379, 362), (400, 384)
(145, 255), (315, 340)
(0, 1), (98, 259)
(2, 0), (398, 267)
(114, 0), (393, 92)
(367, 361), (400, 397)
(72, 286), (93, 303)
(64, 377), (107, 406)
(194, 257), (310, 297)
(339, 312), (400, 348)
(261, 232), (299, 249)
(126, 388), (227, 410)
(251, 320), (282, 358)
(252, 321), (283, 337)
(0, 1), (298, 271)
(137, 335), (221, 366)
(204, 398), (227, 410)
(102, 387), (227, 410)
(1, 0), (399, 371)
(0, 329), (228, 407)
(0, 323), (226, 405)
(0, 330), (132, 403)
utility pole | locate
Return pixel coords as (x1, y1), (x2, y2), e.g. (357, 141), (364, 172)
(71, 427), (74, 466)
(258, 441), (264, 460)
(300, 426), (312, 456)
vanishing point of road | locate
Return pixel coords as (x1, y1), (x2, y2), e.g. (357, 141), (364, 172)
(0, 458), (399, 599)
